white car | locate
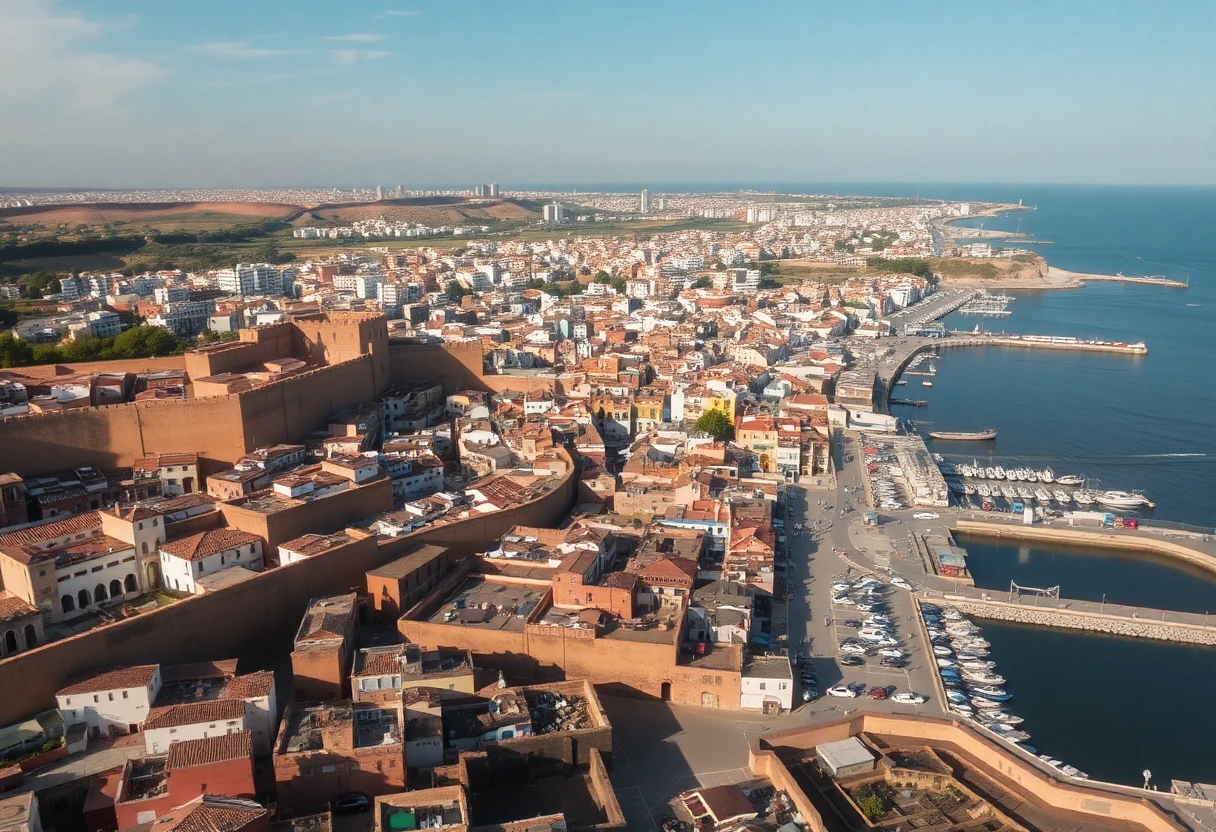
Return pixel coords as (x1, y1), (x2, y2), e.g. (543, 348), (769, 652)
(879, 647), (905, 658)
(833, 596), (855, 606)
(913, 512), (940, 520)
(890, 692), (927, 705)
(839, 642), (869, 655)
(891, 577), (913, 590)
(831, 582), (852, 593)
(828, 684), (859, 698)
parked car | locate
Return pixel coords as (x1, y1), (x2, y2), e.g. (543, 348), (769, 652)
(828, 684), (859, 698)
(867, 686), (889, 700)
(891, 692), (927, 705)
(332, 793), (371, 815)
(840, 655), (866, 667)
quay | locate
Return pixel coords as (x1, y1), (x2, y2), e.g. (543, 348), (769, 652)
(941, 332), (1149, 355)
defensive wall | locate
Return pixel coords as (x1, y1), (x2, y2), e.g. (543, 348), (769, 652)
(750, 713), (1185, 832)
(0, 449), (577, 726)
(5, 356), (188, 379)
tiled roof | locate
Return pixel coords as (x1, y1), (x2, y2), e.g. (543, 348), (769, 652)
(0, 511), (101, 549)
(161, 529), (262, 561)
(144, 699), (246, 731)
(0, 590), (38, 623)
(57, 665), (158, 697)
(150, 795), (268, 832)
(223, 671), (274, 700)
(167, 731), (252, 769)
(160, 660), (239, 684)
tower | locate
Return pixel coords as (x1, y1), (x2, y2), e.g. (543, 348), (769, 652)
(640, 189), (650, 214)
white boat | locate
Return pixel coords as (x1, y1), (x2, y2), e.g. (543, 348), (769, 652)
(1034, 487), (1052, 503)
(960, 659), (996, 670)
(1018, 486), (1035, 500)
(962, 671), (1006, 686)
(922, 381), (934, 387)
(933, 645), (954, 657)
(1053, 490), (1071, 504)
(977, 483), (992, 497)
(1040, 468), (1055, 483)
(1097, 490), (1154, 510)
(964, 484), (977, 496)
(993, 466), (1006, 480)
(1057, 474), (1084, 486)
(972, 697), (1003, 710)
(1073, 489), (1095, 506)
(1024, 468), (1038, 482)
(937, 658), (957, 669)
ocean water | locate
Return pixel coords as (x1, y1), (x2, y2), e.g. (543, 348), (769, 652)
(894, 185), (1216, 787)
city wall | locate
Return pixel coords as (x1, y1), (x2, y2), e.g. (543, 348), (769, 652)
(237, 357), (381, 451)
(750, 713), (1183, 832)
(7, 356), (188, 379)
(0, 395), (248, 477)
(219, 476), (394, 552)
(0, 450), (576, 726)
(388, 340), (487, 392)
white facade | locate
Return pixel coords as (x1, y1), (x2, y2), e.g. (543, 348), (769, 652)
(160, 541), (264, 595)
(740, 665), (793, 712)
(57, 668), (162, 737)
(54, 547), (142, 620)
(144, 712), (246, 754)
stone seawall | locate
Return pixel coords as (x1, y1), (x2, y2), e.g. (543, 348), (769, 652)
(951, 599), (1216, 646)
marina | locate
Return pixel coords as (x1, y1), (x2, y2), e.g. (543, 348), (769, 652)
(956, 292), (1015, 317)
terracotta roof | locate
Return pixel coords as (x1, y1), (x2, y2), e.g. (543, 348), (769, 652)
(135, 453), (199, 472)
(354, 646), (406, 677)
(161, 529), (262, 561)
(223, 671), (274, 700)
(167, 731), (252, 769)
(109, 503), (163, 522)
(149, 795), (268, 832)
(637, 556), (699, 583)
(0, 511), (101, 549)
(144, 699), (246, 731)
(57, 665), (159, 697)
(0, 590), (38, 623)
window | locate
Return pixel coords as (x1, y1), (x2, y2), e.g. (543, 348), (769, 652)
(93, 695), (99, 703)
(138, 522), (143, 531)
(152, 519), (158, 526)
(109, 693), (114, 701)
(170, 728), (177, 734)
(38, 570), (46, 577)
(123, 691), (129, 699)
(758, 682), (766, 691)
(65, 697), (72, 706)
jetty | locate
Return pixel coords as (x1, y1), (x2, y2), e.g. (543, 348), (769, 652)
(1084, 273), (1188, 288)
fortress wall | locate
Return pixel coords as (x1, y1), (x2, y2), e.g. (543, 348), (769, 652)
(0, 395), (248, 476)
(388, 340), (487, 392)
(7, 356), (188, 379)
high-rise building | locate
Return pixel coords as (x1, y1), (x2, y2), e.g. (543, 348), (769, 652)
(375, 185), (383, 201)
(543, 203), (567, 224)
(640, 189), (650, 214)
(489, 183), (499, 197)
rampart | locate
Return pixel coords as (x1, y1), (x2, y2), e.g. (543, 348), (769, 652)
(388, 339), (488, 392)
(0, 449), (576, 726)
(750, 712), (1184, 832)
(5, 356), (188, 379)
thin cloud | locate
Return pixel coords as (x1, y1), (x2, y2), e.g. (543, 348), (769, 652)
(190, 41), (304, 58)
(329, 49), (391, 65)
(0, 0), (163, 112)
(378, 9), (419, 17)
(322, 33), (386, 43)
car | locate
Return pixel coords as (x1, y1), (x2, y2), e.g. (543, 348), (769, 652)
(839, 642), (868, 654)
(840, 655), (866, 667)
(879, 657), (907, 669)
(913, 512), (940, 520)
(828, 684), (859, 698)
(855, 602), (875, 612)
(867, 686), (889, 700)
(332, 792), (372, 815)
(879, 647), (905, 658)
(890, 692), (927, 704)
(833, 596), (855, 606)
(891, 577), (913, 590)
(842, 619), (863, 629)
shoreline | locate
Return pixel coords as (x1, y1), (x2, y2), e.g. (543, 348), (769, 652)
(941, 262), (1186, 293)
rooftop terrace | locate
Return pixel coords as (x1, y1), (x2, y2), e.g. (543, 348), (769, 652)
(426, 578), (545, 632)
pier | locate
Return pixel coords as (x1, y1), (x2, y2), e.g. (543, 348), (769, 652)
(1083, 274), (1189, 288)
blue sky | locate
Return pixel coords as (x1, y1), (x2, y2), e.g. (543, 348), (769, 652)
(2, 0), (1214, 188)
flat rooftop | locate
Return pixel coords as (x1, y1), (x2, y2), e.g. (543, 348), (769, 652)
(278, 701), (400, 754)
(426, 578), (544, 632)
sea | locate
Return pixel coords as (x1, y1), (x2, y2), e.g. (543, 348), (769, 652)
(888, 184), (1216, 787)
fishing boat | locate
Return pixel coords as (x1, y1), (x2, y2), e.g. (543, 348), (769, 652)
(1034, 487), (1052, 503)
(969, 685), (1012, 702)
(929, 429), (998, 441)
(1040, 468), (1055, 483)
(1053, 489), (1071, 504)
(922, 381), (934, 387)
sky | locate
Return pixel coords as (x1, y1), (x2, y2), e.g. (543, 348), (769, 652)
(1, 0), (1214, 189)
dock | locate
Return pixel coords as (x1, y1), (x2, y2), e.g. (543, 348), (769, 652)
(1080, 274), (1188, 288)
(889, 398), (928, 407)
(941, 333), (1149, 355)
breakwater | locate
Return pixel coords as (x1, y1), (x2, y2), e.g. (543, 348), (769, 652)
(942, 596), (1216, 647)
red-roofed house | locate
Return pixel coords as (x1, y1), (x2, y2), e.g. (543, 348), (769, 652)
(115, 732), (255, 828)
(56, 665), (163, 738)
(158, 530), (264, 595)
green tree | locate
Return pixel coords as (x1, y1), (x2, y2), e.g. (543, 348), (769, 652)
(30, 344), (64, 365)
(446, 280), (470, 304)
(758, 277), (782, 290)
(857, 794), (885, 821)
(21, 271), (60, 298)
(110, 325), (181, 358)
(694, 409), (734, 441)
(866, 256), (932, 278)
(0, 307), (18, 329)
(609, 276), (627, 294)
(690, 276), (712, 289)
(593, 270), (612, 284)
(0, 332), (34, 368)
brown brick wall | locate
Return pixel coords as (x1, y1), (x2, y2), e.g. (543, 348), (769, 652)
(388, 340), (486, 393)
(219, 476), (394, 552)
(8, 356), (187, 379)
(291, 645), (349, 702)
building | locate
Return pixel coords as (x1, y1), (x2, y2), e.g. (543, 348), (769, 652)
(153, 660), (278, 756)
(158, 530), (264, 595)
(114, 732), (256, 828)
(640, 189), (650, 214)
(0, 793), (41, 832)
(351, 645), (476, 705)
(291, 594), (359, 702)
(273, 700), (405, 814)
(365, 544), (457, 623)
(134, 454), (199, 497)
(56, 665), (162, 739)
(374, 787), (467, 832)
(740, 655), (793, 713)
(143, 699), (247, 755)
(144, 795), (268, 832)
(0, 592), (44, 658)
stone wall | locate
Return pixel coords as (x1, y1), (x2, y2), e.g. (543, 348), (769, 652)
(952, 598), (1216, 646)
